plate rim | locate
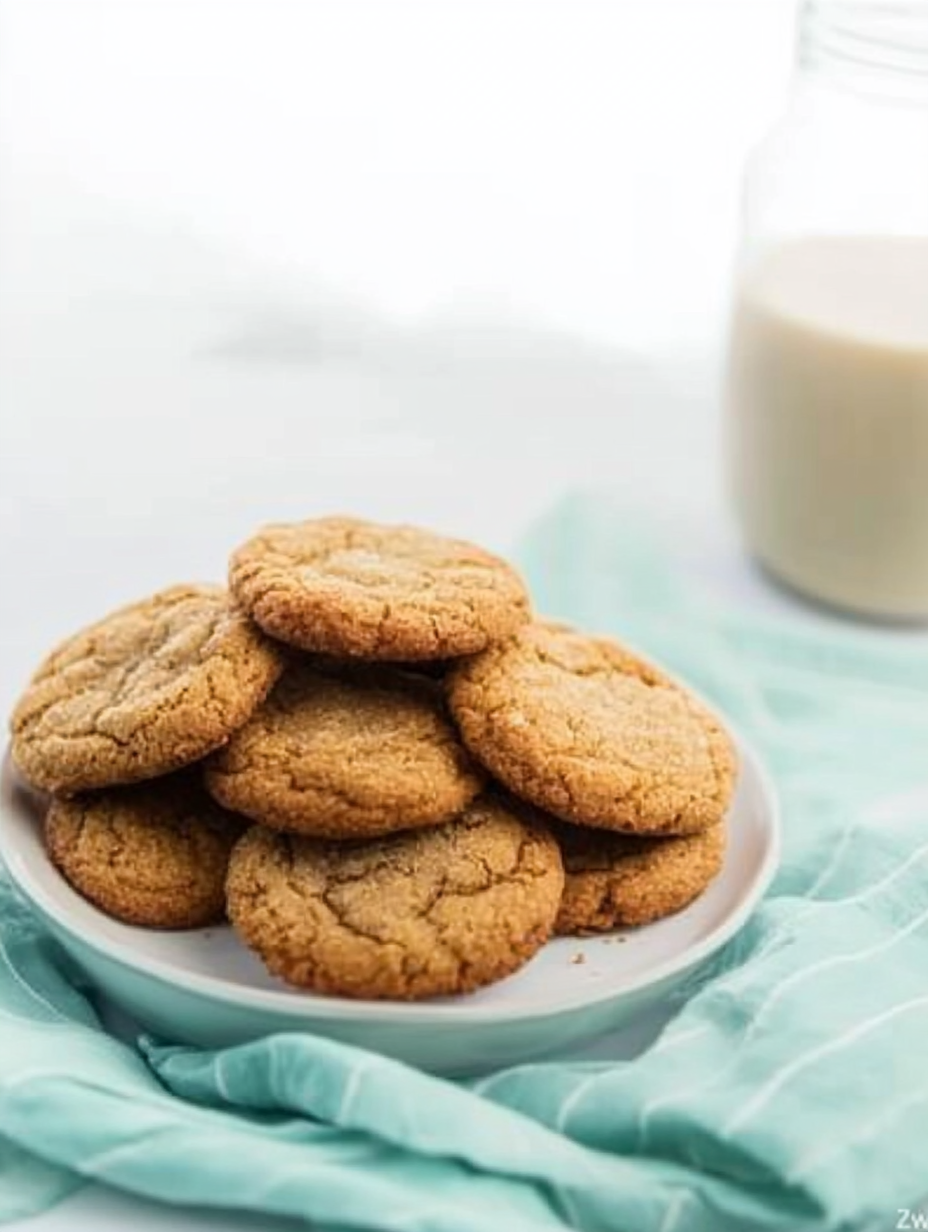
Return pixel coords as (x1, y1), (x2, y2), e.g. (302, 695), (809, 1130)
(0, 739), (781, 1027)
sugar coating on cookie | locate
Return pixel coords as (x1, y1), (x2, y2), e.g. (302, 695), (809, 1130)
(228, 516), (531, 660)
(45, 776), (244, 928)
(554, 822), (726, 934)
(225, 798), (564, 1000)
(448, 623), (737, 835)
(11, 584), (285, 794)
(205, 665), (484, 839)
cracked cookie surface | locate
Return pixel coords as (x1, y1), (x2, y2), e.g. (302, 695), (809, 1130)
(225, 798), (564, 999)
(45, 775), (244, 928)
(228, 516), (531, 660)
(554, 821), (726, 934)
(205, 665), (483, 839)
(448, 623), (737, 835)
(11, 584), (285, 794)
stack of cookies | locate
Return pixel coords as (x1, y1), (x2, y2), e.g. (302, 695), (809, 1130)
(9, 516), (737, 1002)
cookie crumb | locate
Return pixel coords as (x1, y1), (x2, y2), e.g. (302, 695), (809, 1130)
(570, 952), (587, 965)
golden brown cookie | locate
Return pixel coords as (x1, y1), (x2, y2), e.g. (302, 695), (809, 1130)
(225, 798), (564, 999)
(228, 516), (530, 660)
(554, 822), (726, 934)
(448, 623), (737, 835)
(205, 666), (483, 839)
(45, 775), (244, 928)
(11, 585), (285, 795)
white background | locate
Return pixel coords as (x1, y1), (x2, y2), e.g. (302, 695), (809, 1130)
(2, 2), (904, 1230)
(0, 0), (801, 716)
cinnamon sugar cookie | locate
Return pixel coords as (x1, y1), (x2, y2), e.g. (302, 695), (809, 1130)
(225, 798), (563, 999)
(228, 516), (530, 660)
(555, 822), (726, 934)
(448, 623), (737, 835)
(205, 665), (483, 839)
(45, 775), (243, 928)
(11, 585), (285, 794)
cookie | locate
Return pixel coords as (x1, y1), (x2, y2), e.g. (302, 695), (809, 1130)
(11, 584), (285, 794)
(448, 623), (737, 835)
(45, 775), (243, 928)
(554, 822), (726, 934)
(205, 665), (483, 839)
(225, 798), (564, 999)
(228, 516), (530, 660)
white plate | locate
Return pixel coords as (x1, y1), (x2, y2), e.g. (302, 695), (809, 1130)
(0, 744), (779, 1076)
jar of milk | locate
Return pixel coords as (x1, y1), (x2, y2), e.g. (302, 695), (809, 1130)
(727, 0), (928, 620)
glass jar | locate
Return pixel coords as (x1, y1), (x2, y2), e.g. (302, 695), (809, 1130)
(726, 0), (928, 620)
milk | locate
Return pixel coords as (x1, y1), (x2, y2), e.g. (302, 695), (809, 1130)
(728, 235), (928, 619)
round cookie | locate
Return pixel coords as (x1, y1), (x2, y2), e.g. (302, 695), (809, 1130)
(225, 798), (564, 1000)
(45, 776), (244, 928)
(205, 665), (483, 839)
(448, 623), (737, 835)
(228, 516), (530, 660)
(554, 822), (726, 935)
(11, 584), (285, 795)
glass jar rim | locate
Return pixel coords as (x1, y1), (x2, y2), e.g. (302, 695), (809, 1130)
(799, 1), (928, 101)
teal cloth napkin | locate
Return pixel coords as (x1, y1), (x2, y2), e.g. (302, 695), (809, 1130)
(3, 492), (928, 1232)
